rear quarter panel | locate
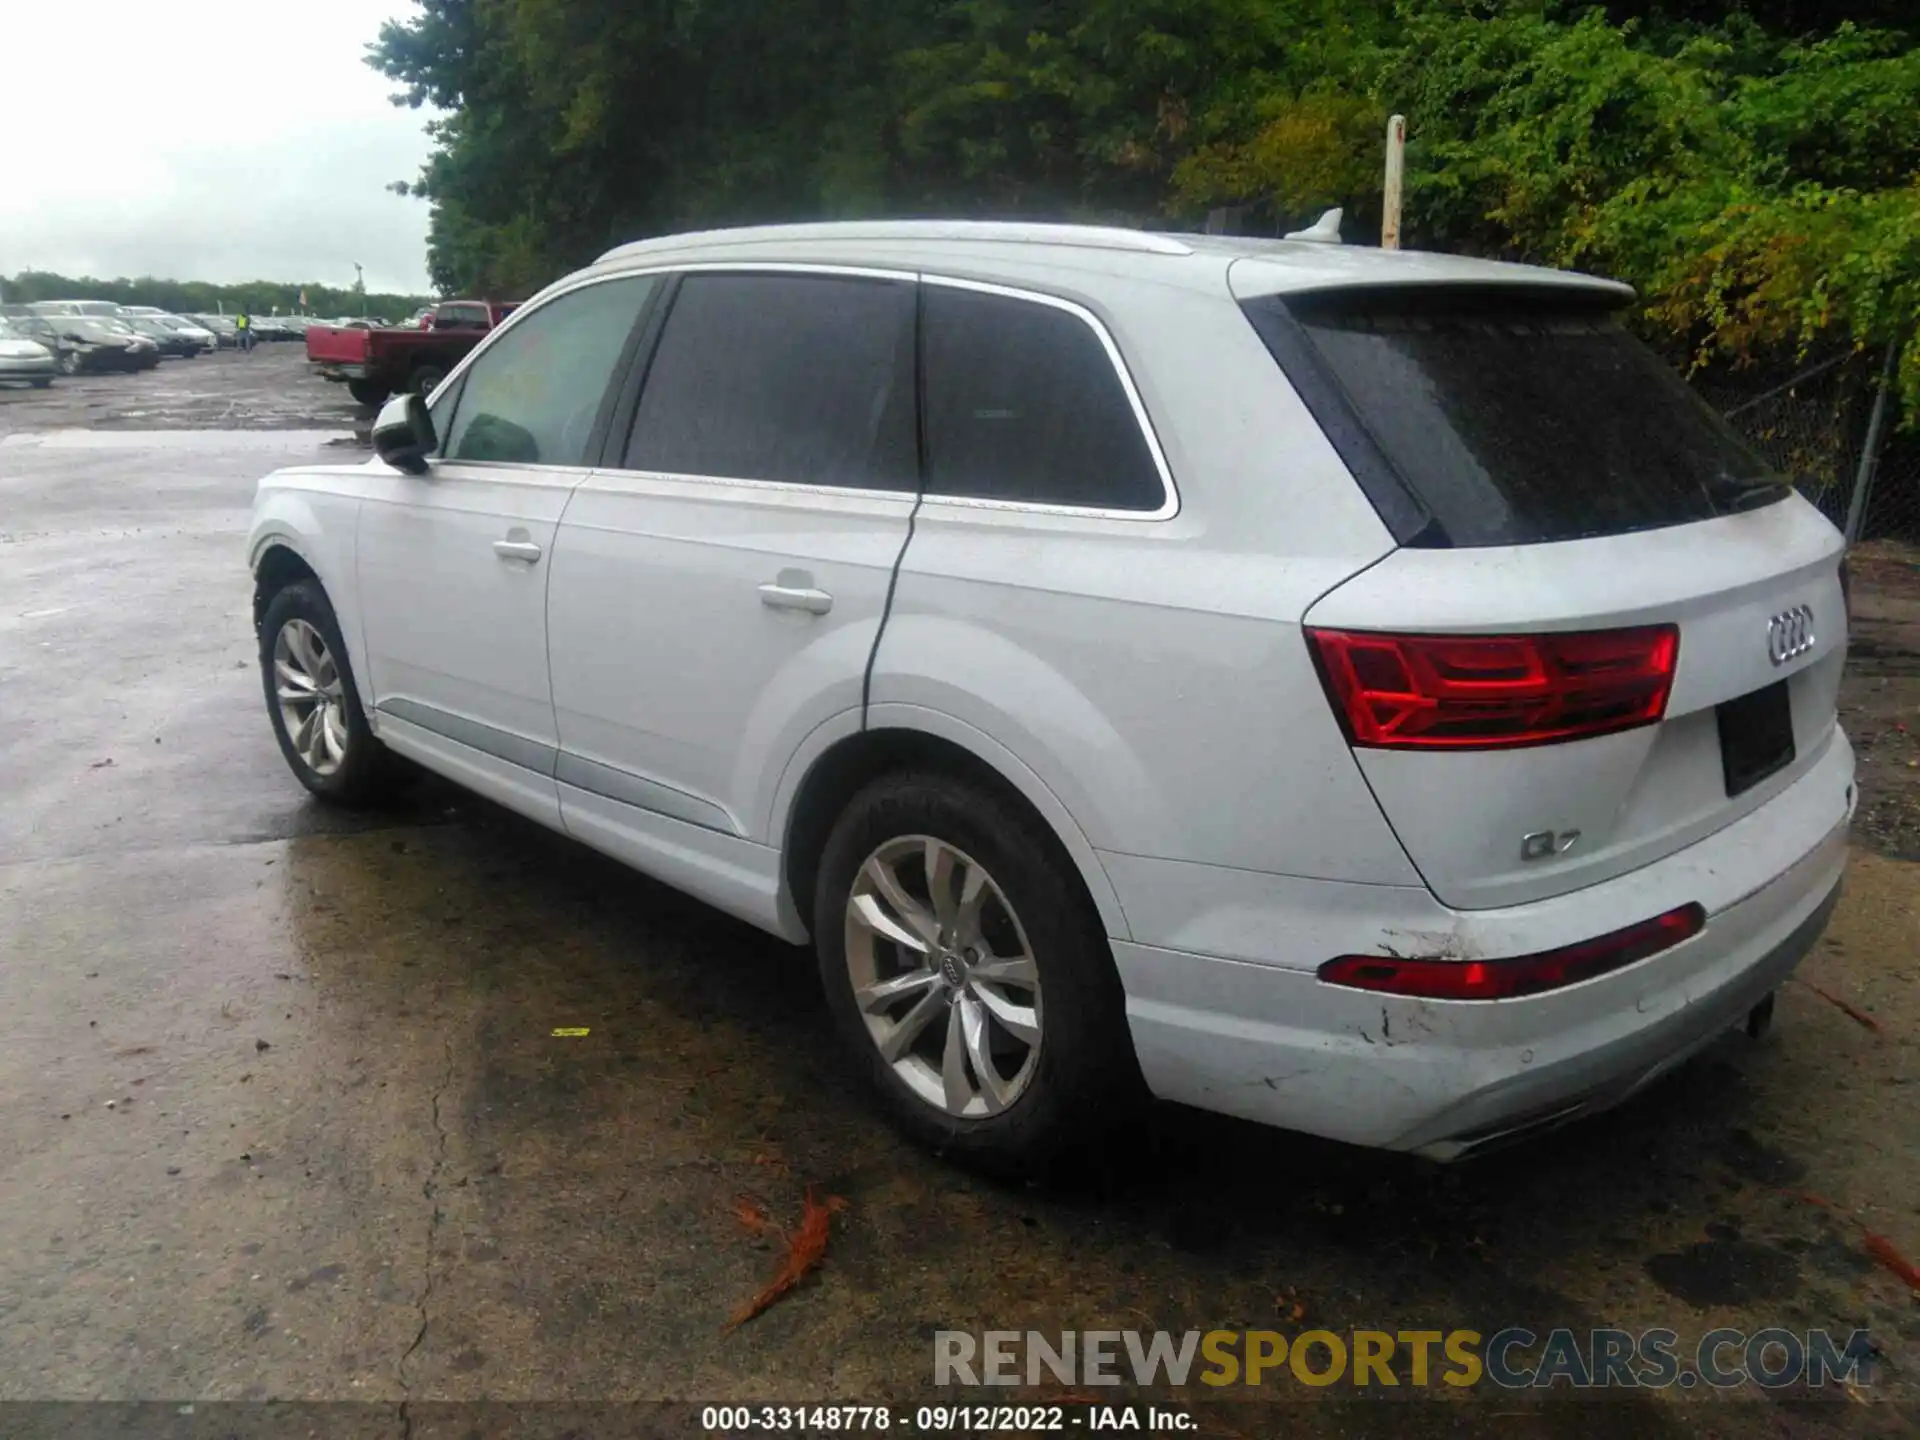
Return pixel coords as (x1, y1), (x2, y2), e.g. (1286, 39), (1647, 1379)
(867, 275), (1417, 888)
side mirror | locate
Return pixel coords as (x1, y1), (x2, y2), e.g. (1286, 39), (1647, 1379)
(372, 392), (438, 475)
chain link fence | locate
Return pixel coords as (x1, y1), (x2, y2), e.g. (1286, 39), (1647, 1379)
(1701, 345), (1919, 548)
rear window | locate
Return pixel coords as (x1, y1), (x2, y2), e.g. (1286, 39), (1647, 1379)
(1243, 289), (1777, 548)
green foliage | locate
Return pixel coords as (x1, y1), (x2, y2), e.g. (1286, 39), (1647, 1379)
(369, 0), (1920, 414)
(0, 272), (427, 321)
(1365, 9), (1920, 415)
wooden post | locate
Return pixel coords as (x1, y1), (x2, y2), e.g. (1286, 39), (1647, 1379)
(1382, 114), (1406, 251)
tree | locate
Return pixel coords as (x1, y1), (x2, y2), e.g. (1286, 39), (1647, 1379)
(369, 0), (1920, 412)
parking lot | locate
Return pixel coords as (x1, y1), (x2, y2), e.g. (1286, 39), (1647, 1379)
(0, 353), (1916, 1432)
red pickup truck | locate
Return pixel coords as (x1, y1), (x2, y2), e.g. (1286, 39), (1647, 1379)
(307, 299), (518, 406)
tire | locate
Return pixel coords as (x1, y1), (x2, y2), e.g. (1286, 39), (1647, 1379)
(814, 771), (1142, 1174)
(408, 364), (447, 398)
(31, 378), (52, 389)
(346, 378), (389, 407)
(58, 351), (81, 376)
(258, 579), (405, 807)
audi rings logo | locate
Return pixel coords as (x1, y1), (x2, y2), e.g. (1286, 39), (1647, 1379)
(1767, 604), (1816, 666)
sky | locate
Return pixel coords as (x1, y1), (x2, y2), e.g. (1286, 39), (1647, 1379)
(1, 0), (438, 294)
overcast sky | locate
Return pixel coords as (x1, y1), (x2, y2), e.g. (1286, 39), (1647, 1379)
(1, 1), (438, 294)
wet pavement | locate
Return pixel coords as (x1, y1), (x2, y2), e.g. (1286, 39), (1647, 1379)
(0, 358), (1916, 1434)
(0, 345), (361, 436)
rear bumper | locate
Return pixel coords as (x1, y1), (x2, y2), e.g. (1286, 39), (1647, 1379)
(311, 362), (368, 382)
(1111, 727), (1854, 1155)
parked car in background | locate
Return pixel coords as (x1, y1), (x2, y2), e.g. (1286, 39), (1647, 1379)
(123, 314), (203, 359)
(152, 315), (218, 352)
(306, 299), (518, 406)
(187, 314), (240, 348)
(26, 299), (124, 317)
(14, 315), (160, 372)
(0, 316), (57, 387)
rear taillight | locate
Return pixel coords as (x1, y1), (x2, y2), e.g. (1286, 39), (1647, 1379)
(1306, 624), (1678, 749)
(1317, 903), (1705, 1001)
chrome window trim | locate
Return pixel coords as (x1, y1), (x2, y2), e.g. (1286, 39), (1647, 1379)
(577, 467), (919, 506)
(569, 261), (1180, 521)
(427, 268), (673, 433)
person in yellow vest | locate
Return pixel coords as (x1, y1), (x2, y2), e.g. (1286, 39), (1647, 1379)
(235, 312), (253, 353)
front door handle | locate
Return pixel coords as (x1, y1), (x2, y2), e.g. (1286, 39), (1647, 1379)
(493, 539), (543, 564)
(759, 578), (833, 615)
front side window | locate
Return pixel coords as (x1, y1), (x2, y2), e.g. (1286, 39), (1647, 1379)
(441, 276), (656, 467)
(920, 286), (1166, 511)
(624, 272), (916, 490)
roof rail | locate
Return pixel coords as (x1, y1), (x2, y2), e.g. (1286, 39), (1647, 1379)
(596, 220), (1194, 265)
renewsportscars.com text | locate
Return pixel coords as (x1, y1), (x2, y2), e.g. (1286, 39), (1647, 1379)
(934, 1327), (1877, 1390)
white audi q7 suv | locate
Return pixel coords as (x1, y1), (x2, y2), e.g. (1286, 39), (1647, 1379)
(248, 221), (1853, 1169)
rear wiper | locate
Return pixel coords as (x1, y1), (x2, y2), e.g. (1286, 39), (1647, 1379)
(1721, 478), (1792, 513)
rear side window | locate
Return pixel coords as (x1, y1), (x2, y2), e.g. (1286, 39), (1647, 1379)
(442, 276), (655, 466)
(1243, 289), (1776, 548)
(921, 286), (1165, 511)
(624, 273), (915, 491)
(436, 303), (490, 329)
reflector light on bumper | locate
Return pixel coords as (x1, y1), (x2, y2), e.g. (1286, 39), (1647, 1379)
(1317, 903), (1706, 1000)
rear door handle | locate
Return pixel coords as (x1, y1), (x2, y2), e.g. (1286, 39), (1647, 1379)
(493, 539), (543, 564)
(759, 581), (833, 615)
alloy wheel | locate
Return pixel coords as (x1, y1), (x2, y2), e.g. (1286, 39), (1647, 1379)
(844, 836), (1042, 1118)
(272, 618), (349, 777)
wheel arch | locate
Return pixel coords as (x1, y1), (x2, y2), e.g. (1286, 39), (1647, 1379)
(775, 711), (1131, 945)
(250, 540), (319, 631)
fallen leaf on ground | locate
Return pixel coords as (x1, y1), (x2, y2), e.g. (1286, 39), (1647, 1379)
(1781, 1192), (1919, 1293)
(1793, 978), (1882, 1032)
(1863, 1231), (1920, 1293)
(725, 1189), (847, 1330)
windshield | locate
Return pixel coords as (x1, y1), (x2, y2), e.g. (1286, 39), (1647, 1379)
(1243, 288), (1776, 548)
(0, 319), (23, 340)
(72, 319), (131, 339)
